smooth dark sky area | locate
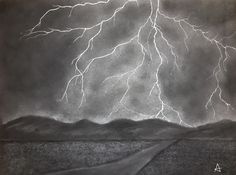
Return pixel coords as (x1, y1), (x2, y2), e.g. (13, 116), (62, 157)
(1, 0), (236, 126)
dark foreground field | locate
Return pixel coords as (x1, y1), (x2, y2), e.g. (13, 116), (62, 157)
(0, 116), (236, 175)
(0, 140), (236, 175)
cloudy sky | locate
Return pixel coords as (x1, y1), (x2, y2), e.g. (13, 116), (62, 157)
(1, 0), (236, 126)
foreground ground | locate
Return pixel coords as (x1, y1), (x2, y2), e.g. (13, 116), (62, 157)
(0, 139), (236, 175)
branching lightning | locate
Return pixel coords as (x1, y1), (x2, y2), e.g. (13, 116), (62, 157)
(24, 0), (236, 126)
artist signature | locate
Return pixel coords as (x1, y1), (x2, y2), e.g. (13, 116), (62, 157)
(214, 163), (222, 173)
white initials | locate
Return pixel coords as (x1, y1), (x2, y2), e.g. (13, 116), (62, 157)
(214, 163), (222, 173)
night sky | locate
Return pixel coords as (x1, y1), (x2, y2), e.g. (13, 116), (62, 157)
(1, 0), (236, 126)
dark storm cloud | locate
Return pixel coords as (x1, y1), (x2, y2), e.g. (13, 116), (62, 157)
(0, 0), (79, 121)
(160, 0), (236, 39)
(158, 34), (219, 122)
(77, 1), (151, 71)
(0, 0), (151, 122)
(0, 0), (127, 121)
(78, 41), (145, 119)
(222, 51), (236, 108)
(1, 0), (236, 125)
(157, 0), (236, 124)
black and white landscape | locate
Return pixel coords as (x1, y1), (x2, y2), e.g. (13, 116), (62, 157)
(1, 0), (236, 174)
(1, 116), (236, 175)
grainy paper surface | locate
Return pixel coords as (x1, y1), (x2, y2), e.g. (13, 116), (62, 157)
(0, 0), (236, 174)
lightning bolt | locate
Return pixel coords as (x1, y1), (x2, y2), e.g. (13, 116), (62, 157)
(24, 0), (236, 126)
(150, 0), (236, 122)
(167, 17), (236, 118)
(146, 0), (192, 127)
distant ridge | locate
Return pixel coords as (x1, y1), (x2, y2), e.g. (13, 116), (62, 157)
(1, 116), (235, 140)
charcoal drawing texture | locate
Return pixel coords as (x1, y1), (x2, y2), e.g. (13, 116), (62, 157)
(0, 0), (236, 174)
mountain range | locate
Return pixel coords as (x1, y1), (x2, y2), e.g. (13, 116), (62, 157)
(0, 116), (235, 140)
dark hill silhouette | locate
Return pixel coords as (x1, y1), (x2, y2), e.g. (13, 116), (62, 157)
(1, 116), (236, 140)
(189, 119), (236, 139)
